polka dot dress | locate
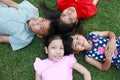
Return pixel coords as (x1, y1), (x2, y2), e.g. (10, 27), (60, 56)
(85, 33), (120, 69)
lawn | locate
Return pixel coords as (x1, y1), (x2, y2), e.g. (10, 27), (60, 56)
(0, 0), (120, 80)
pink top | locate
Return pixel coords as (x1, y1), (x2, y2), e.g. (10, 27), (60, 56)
(34, 54), (76, 80)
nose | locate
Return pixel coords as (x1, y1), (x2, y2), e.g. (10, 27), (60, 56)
(67, 10), (72, 14)
(36, 20), (40, 25)
(75, 40), (81, 45)
(36, 18), (43, 25)
(56, 49), (60, 54)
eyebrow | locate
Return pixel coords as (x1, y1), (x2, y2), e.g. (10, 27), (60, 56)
(41, 18), (45, 32)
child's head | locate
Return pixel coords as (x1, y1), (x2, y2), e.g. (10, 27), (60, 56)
(60, 15), (84, 34)
(28, 17), (55, 38)
(63, 32), (87, 54)
(39, 1), (78, 35)
(60, 7), (78, 25)
(44, 35), (64, 62)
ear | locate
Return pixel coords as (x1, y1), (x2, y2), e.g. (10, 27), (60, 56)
(36, 34), (43, 38)
(45, 47), (48, 54)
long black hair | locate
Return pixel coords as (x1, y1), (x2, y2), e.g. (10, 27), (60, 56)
(62, 32), (75, 55)
(74, 18), (84, 34)
(39, 1), (75, 36)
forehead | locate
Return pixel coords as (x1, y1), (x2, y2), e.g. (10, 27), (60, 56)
(60, 14), (73, 24)
(42, 19), (51, 36)
(49, 39), (63, 46)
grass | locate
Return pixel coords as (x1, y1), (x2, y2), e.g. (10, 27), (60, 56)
(0, 0), (120, 80)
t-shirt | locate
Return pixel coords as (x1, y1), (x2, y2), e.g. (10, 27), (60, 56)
(57, 0), (98, 19)
(0, 0), (39, 51)
(34, 54), (76, 80)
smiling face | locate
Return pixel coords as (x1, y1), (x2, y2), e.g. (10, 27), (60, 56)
(45, 38), (64, 62)
(60, 7), (78, 25)
(28, 17), (51, 38)
(71, 34), (89, 52)
(45, 39), (64, 62)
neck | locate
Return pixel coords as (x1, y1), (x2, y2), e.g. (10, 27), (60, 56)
(86, 40), (92, 51)
(27, 20), (32, 30)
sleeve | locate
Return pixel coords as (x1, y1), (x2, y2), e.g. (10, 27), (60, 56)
(86, 33), (96, 39)
(18, 0), (39, 19)
(9, 36), (33, 51)
(33, 57), (42, 76)
(68, 54), (77, 67)
(57, 0), (69, 11)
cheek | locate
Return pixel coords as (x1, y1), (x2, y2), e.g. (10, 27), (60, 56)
(61, 50), (64, 54)
(73, 14), (77, 20)
(76, 46), (82, 51)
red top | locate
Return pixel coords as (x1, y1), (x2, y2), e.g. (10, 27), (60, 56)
(57, 0), (98, 19)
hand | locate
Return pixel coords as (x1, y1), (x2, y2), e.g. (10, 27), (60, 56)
(105, 39), (116, 60)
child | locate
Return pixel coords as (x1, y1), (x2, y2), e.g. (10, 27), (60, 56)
(0, 0), (72, 51)
(33, 35), (91, 80)
(62, 31), (120, 71)
(57, 0), (99, 25)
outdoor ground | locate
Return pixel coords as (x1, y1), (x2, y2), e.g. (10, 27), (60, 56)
(0, 0), (120, 80)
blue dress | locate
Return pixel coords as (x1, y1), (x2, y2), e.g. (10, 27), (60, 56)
(85, 33), (120, 69)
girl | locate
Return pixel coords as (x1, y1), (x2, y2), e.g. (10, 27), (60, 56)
(0, 0), (72, 51)
(33, 35), (91, 80)
(63, 31), (120, 71)
(57, 0), (99, 25)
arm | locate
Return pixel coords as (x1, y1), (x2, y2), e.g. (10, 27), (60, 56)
(92, 31), (116, 56)
(72, 62), (91, 80)
(85, 56), (111, 71)
(91, 31), (116, 38)
(0, 0), (18, 8)
(0, 35), (9, 43)
(35, 72), (42, 80)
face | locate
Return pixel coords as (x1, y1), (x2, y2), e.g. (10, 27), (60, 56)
(45, 39), (64, 62)
(71, 34), (89, 52)
(28, 17), (51, 38)
(60, 7), (78, 25)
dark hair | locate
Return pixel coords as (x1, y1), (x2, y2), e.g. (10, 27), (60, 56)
(51, 19), (74, 35)
(62, 32), (76, 55)
(39, 1), (75, 36)
(74, 18), (84, 34)
(39, 1), (60, 20)
(43, 34), (68, 55)
(44, 35), (62, 47)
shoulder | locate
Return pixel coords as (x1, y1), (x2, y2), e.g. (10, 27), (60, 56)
(8, 34), (34, 51)
(18, 0), (39, 18)
(63, 54), (77, 64)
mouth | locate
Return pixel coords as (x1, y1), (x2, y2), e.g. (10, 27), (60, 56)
(54, 55), (62, 59)
(30, 19), (35, 26)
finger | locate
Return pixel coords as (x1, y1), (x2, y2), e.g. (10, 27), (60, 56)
(105, 45), (109, 50)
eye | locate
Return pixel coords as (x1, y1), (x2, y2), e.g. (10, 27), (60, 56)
(69, 18), (73, 22)
(60, 47), (64, 49)
(74, 44), (77, 49)
(42, 18), (45, 22)
(39, 25), (43, 31)
(51, 46), (56, 49)
(76, 36), (78, 40)
(40, 18), (45, 30)
(61, 13), (65, 17)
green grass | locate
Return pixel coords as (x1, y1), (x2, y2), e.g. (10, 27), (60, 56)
(0, 0), (120, 80)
